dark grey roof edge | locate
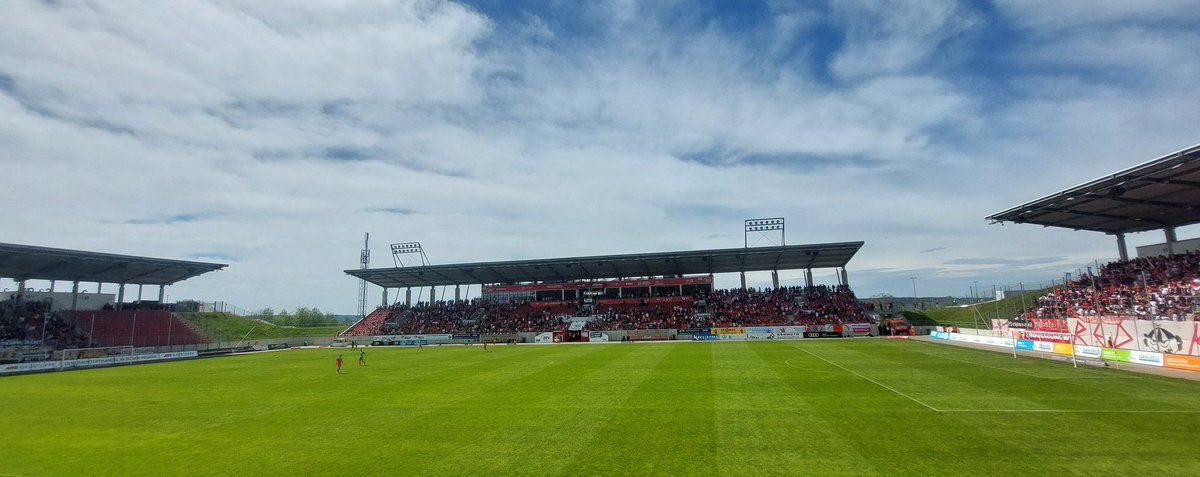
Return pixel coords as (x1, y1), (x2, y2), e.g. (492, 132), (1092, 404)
(0, 242), (227, 269)
(985, 142), (1200, 225)
(345, 242), (864, 277)
(0, 242), (228, 284)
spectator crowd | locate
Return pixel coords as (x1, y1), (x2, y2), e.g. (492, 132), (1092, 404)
(348, 285), (868, 335)
(1028, 252), (1200, 321)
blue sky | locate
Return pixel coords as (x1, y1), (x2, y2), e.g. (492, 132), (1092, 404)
(1, 0), (1199, 313)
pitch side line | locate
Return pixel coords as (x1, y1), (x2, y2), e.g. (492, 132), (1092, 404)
(937, 409), (1200, 413)
(792, 345), (941, 412)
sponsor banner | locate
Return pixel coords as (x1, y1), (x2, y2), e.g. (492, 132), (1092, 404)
(804, 331), (843, 338)
(1101, 348), (1130, 362)
(718, 333), (747, 341)
(1052, 343), (1074, 355)
(746, 326), (806, 340)
(930, 331), (949, 340)
(1030, 318), (1069, 333)
(711, 327), (746, 335)
(588, 331), (609, 342)
(1017, 330), (1072, 343)
(375, 334), (451, 342)
(40, 351), (199, 373)
(1015, 339), (1035, 351)
(1129, 351), (1164, 367)
(1074, 345), (1102, 359)
(579, 296), (695, 307)
(484, 276), (712, 294)
(935, 326), (945, 333)
(0, 361), (61, 374)
(944, 333), (1010, 348)
(452, 334), (481, 340)
(267, 343), (290, 350)
(1164, 354), (1200, 372)
(1034, 341), (1054, 352)
(676, 328), (707, 334)
(1067, 318), (1200, 357)
(691, 333), (721, 341)
(848, 323), (872, 334)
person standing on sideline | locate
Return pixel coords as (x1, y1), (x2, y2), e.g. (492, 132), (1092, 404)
(358, 349), (367, 366)
(483, 340), (488, 352)
(336, 354), (343, 374)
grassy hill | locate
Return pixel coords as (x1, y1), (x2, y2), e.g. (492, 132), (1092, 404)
(903, 286), (1052, 328)
(178, 312), (346, 342)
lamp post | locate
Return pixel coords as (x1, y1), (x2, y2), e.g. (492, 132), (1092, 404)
(910, 277), (918, 309)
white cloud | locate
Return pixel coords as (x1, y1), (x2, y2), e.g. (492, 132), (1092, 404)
(1, 1), (1198, 312)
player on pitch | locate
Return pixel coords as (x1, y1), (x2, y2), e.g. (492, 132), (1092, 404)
(336, 354), (343, 374)
(358, 349), (367, 366)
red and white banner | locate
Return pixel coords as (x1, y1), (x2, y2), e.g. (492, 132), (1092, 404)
(1067, 318), (1200, 357)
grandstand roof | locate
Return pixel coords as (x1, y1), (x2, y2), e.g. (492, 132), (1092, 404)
(0, 243), (227, 286)
(345, 242), (864, 289)
(986, 143), (1200, 234)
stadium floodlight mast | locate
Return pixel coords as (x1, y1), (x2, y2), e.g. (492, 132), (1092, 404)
(390, 242), (430, 267)
(742, 218), (786, 289)
(744, 217), (785, 248)
(390, 242), (434, 305)
(357, 233), (371, 319)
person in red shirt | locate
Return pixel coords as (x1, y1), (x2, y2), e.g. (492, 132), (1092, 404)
(336, 354), (343, 374)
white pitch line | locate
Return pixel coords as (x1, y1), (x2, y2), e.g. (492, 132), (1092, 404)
(793, 346), (941, 412)
(937, 409), (1200, 413)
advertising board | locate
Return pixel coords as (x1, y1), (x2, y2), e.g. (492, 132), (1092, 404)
(1129, 351), (1164, 367)
(1074, 345), (1101, 359)
(1101, 348), (1130, 362)
(1164, 354), (1200, 371)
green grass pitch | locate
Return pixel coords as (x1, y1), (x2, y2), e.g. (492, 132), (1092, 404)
(2, 339), (1198, 476)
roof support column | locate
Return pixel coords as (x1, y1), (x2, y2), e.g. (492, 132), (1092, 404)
(71, 281), (80, 311)
(17, 280), (26, 302)
(840, 268), (849, 288)
(117, 283), (125, 310)
(137, 284), (144, 303)
(804, 269), (813, 289)
(406, 288), (412, 306)
(382, 288), (389, 307)
(455, 284), (461, 302)
(430, 286), (436, 304)
(1165, 227), (1178, 256)
(771, 270), (779, 289)
(739, 271), (746, 290)
(158, 285), (166, 303)
(1116, 233), (1129, 261)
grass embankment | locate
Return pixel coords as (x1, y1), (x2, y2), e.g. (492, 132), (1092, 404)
(1, 340), (1197, 476)
(904, 287), (1052, 328)
(178, 312), (345, 342)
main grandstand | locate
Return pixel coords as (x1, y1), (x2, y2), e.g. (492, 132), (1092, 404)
(342, 242), (874, 341)
(0, 243), (225, 368)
